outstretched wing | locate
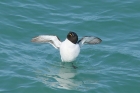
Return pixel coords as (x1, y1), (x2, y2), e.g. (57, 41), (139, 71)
(31, 35), (61, 49)
(78, 36), (102, 47)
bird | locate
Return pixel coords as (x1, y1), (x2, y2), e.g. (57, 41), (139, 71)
(31, 31), (102, 63)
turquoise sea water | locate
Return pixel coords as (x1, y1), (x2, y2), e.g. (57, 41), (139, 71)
(0, 0), (140, 93)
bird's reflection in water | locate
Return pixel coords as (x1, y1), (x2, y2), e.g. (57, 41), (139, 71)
(54, 62), (82, 90)
(59, 62), (77, 79)
(36, 62), (82, 90)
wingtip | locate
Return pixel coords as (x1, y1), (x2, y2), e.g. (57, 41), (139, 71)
(97, 37), (102, 43)
(31, 36), (41, 43)
(87, 37), (102, 44)
(94, 37), (102, 44)
(31, 37), (37, 42)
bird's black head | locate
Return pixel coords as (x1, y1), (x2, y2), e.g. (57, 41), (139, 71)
(67, 31), (78, 44)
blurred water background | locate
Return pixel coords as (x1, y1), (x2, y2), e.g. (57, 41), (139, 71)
(0, 0), (140, 93)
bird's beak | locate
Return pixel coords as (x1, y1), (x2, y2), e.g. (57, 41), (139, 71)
(70, 34), (72, 36)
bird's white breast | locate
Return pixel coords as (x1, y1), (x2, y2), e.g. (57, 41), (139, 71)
(60, 39), (80, 62)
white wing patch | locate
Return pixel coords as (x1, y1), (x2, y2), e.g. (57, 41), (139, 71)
(31, 35), (61, 49)
(78, 36), (102, 47)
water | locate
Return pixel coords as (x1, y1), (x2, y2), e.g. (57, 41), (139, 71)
(0, 0), (140, 93)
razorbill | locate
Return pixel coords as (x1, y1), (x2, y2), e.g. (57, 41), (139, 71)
(31, 32), (102, 62)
